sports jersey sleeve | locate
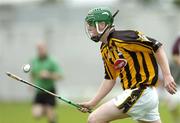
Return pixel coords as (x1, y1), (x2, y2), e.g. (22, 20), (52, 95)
(136, 31), (162, 52)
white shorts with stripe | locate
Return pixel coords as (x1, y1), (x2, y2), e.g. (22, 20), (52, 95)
(113, 87), (160, 122)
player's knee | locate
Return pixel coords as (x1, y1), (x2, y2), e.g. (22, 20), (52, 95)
(32, 106), (43, 119)
(32, 111), (42, 119)
(87, 113), (98, 123)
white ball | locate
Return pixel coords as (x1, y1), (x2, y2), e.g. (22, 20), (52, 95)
(23, 64), (31, 73)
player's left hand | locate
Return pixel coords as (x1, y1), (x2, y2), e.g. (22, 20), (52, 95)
(78, 101), (94, 113)
(39, 70), (50, 79)
(164, 75), (177, 95)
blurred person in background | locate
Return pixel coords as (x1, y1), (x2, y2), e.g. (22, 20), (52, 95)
(158, 35), (180, 123)
(30, 41), (63, 123)
(79, 7), (177, 123)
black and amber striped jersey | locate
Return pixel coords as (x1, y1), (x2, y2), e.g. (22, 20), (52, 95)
(101, 30), (162, 90)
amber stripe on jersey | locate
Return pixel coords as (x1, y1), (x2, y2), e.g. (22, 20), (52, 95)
(100, 30), (160, 89)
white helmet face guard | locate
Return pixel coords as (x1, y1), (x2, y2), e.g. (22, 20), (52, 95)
(85, 22), (97, 40)
(85, 21), (108, 40)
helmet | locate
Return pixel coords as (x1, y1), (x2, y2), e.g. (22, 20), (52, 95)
(85, 7), (114, 27)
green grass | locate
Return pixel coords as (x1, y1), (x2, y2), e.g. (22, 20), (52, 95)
(0, 102), (174, 123)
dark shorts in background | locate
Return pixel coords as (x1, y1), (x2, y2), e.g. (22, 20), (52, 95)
(33, 89), (56, 106)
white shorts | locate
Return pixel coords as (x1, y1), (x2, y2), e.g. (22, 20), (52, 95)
(113, 87), (160, 122)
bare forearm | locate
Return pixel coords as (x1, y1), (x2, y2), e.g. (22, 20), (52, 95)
(90, 79), (116, 106)
(155, 46), (177, 94)
(156, 46), (171, 76)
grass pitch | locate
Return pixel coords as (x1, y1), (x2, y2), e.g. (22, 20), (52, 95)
(0, 102), (173, 123)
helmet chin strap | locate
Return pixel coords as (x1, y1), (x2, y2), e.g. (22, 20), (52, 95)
(91, 10), (119, 42)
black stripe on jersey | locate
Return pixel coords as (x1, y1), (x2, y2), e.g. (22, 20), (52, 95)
(111, 42), (120, 59)
(123, 48), (142, 84)
(104, 62), (113, 79)
(109, 30), (139, 41)
(141, 52), (149, 83)
(113, 40), (152, 51)
(104, 64), (110, 79)
(104, 50), (114, 64)
(103, 52), (108, 60)
(113, 47), (130, 89)
(131, 52), (149, 89)
(102, 52), (113, 79)
(100, 43), (107, 52)
(109, 30), (162, 52)
(125, 63), (132, 88)
(116, 48), (132, 89)
(117, 48), (132, 89)
(120, 73), (125, 90)
(109, 58), (114, 64)
(138, 52), (150, 87)
(149, 53), (158, 85)
(111, 49), (117, 60)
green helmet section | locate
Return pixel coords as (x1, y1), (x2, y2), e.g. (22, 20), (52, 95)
(85, 7), (114, 27)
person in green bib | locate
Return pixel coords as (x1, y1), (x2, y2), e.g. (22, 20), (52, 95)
(30, 41), (63, 123)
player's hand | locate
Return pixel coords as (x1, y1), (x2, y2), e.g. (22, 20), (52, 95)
(39, 70), (50, 79)
(164, 75), (177, 95)
(78, 101), (95, 113)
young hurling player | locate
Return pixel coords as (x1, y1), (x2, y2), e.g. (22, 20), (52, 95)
(79, 7), (177, 123)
